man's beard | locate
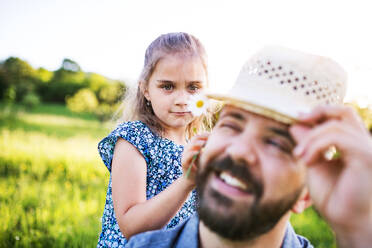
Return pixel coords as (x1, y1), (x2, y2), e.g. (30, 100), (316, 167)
(196, 156), (303, 241)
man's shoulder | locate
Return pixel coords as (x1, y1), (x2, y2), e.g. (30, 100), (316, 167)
(295, 234), (313, 248)
(125, 227), (180, 248)
(126, 215), (199, 248)
(282, 223), (314, 248)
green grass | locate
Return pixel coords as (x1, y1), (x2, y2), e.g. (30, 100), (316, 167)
(0, 103), (113, 247)
(0, 103), (336, 247)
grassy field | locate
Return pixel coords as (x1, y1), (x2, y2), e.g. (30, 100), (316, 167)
(0, 103), (336, 247)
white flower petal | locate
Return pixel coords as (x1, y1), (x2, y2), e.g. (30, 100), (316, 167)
(187, 94), (209, 117)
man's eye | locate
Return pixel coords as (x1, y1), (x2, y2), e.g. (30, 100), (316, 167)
(265, 138), (291, 154)
(220, 123), (241, 132)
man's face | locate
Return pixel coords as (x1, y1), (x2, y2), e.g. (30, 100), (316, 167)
(196, 105), (306, 241)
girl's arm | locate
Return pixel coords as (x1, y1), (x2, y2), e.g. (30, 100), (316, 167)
(112, 135), (207, 239)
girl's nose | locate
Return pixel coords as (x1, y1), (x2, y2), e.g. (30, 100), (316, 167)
(174, 90), (189, 106)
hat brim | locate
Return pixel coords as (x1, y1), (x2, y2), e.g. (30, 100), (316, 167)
(207, 93), (296, 124)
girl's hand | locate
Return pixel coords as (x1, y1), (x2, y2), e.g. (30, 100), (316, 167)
(181, 133), (209, 186)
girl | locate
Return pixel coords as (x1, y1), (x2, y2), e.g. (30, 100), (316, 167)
(97, 32), (210, 247)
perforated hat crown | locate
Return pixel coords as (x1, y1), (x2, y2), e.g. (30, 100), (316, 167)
(208, 46), (347, 124)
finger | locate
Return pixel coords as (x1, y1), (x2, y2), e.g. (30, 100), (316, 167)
(182, 150), (200, 168)
(293, 120), (350, 158)
(305, 159), (340, 214)
(298, 105), (365, 131)
(187, 135), (208, 148)
(300, 133), (347, 165)
(298, 105), (350, 122)
(289, 124), (311, 144)
(188, 140), (207, 151)
(198, 132), (210, 138)
(294, 120), (357, 164)
(190, 132), (209, 140)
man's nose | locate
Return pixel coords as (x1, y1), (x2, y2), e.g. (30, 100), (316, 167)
(225, 135), (258, 167)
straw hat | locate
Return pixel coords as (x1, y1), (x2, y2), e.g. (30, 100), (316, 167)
(208, 46), (347, 124)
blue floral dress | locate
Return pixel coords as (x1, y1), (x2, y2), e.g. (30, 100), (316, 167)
(96, 121), (197, 248)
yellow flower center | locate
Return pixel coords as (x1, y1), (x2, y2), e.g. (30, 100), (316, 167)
(196, 100), (204, 108)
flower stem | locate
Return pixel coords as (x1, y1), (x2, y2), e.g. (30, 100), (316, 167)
(185, 152), (199, 179)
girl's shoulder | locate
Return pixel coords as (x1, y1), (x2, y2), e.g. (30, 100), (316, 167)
(98, 121), (156, 172)
(105, 120), (158, 150)
(114, 120), (155, 138)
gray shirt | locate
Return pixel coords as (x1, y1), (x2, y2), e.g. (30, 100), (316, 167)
(126, 214), (313, 248)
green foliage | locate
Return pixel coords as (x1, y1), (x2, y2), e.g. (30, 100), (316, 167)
(41, 68), (86, 103)
(66, 89), (98, 113)
(3, 85), (16, 103)
(291, 208), (336, 248)
(85, 73), (108, 94)
(94, 103), (120, 122)
(67, 75), (125, 121)
(1, 57), (37, 80)
(0, 57), (37, 102)
(348, 101), (372, 130)
(98, 81), (125, 104)
(36, 68), (53, 83)
(36, 58), (86, 103)
(0, 56), (126, 122)
(21, 92), (41, 110)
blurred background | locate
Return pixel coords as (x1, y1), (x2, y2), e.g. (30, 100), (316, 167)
(1, 0), (371, 247)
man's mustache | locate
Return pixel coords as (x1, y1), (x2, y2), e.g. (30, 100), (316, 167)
(199, 156), (263, 198)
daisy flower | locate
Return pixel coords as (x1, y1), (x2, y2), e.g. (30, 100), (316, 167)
(187, 94), (209, 117)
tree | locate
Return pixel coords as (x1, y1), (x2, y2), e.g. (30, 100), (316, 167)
(61, 58), (81, 72)
(36, 68), (53, 83)
(85, 73), (108, 94)
(0, 57), (37, 101)
(42, 59), (86, 103)
(98, 81), (125, 105)
(66, 88), (98, 113)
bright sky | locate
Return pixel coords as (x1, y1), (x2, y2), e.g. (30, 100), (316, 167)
(1, 0), (371, 105)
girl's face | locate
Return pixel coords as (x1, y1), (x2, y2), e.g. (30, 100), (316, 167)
(144, 54), (207, 133)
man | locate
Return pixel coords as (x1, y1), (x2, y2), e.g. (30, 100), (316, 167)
(126, 47), (372, 248)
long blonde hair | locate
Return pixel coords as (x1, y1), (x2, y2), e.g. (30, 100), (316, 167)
(119, 32), (212, 139)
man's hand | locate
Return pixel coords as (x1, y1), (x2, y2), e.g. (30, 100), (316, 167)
(290, 105), (372, 247)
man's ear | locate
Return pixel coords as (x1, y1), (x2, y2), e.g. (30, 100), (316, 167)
(291, 188), (312, 214)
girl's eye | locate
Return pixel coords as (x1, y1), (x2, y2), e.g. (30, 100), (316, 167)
(264, 138), (291, 154)
(162, 84), (174, 91)
(188, 85), (200, 92)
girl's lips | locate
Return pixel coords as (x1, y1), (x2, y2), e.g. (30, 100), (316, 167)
(172, 111), (191, 115)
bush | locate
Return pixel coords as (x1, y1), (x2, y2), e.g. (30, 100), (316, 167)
(21, 92), (41, 110)
(93, 103), (120, 122)
(66, 88), (98, 113)
(42, 81), (86, 103)
(3, 85), (16, 104)
(0, 57), (38, 102)
(97, 82), (125, 105)
(85, 73), (108, 94)
(41, 69), (87, 103)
